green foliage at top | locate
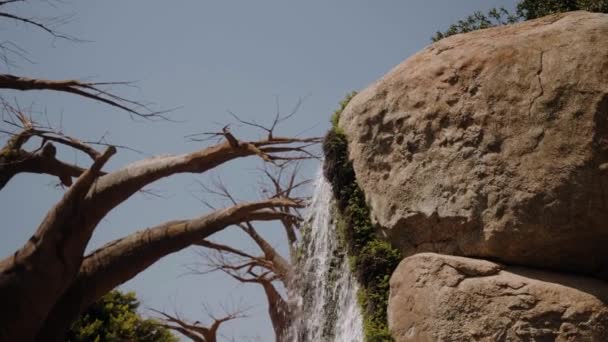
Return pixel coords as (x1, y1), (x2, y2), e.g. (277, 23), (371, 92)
(432, 7), (519, 42)
(516, 0), (579, 19)
(67, 290), (177, 342)
(330, 91), (357, 132)
(433, 0), (608, 41)
(517, 0), (608, 19)
(323, 94), (402, 341)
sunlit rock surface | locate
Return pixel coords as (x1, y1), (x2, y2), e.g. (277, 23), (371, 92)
(339, 11), (608, 278)
(388, 253), (608, 342)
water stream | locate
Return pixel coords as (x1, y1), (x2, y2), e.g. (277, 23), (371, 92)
(289, 171), (364, 342)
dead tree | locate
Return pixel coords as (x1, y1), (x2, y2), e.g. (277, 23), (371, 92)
(0, 3), (320, 340)
(0, 109), (318, 341)
(152, 305), (248, 342)
(191, 165), (307, 341)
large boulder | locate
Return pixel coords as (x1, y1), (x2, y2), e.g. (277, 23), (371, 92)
(388, 253), (608, 341)
(338, 11), (608, 277)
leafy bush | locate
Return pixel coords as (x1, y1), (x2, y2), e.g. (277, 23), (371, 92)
(67, 290), (177, 342)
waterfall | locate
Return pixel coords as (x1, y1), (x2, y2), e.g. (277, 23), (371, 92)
(289, 171), (364, 342)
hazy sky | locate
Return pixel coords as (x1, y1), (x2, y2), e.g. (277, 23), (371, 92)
(1, 1), (516, 340)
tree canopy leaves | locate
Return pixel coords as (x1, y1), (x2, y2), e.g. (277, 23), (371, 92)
(432, 7), (519, 42)
(433, 0), (608, 41)
(67, 290), (177, 342)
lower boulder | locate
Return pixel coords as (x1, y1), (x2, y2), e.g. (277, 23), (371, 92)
(388, 253), (608, 341)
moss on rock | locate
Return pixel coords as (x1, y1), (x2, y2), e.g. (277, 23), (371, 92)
(323, 94), (402, 341)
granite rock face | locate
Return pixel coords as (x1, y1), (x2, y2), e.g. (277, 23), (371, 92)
(338, 11), (608, 277)
(388, 253), (608, 342)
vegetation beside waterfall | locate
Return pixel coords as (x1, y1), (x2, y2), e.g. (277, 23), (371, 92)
(323, 94), (402, 342)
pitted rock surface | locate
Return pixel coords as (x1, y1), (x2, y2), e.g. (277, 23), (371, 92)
(388, 253), (608, 341)
(338, 11), (608, 278)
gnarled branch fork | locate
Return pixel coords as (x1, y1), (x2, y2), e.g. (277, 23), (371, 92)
(191, 165), (306, 341)
(0, 126), (315, 341)
(153, 306), (247, 342)
(37, 198), (300, 340)
(0, 105), (105, 189)
(0, 3), (318, 339)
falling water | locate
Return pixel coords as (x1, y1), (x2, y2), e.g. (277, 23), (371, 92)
(289, 171), (364, 342)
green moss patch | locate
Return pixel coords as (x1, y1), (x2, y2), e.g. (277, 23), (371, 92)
(323, 94), (402, 341)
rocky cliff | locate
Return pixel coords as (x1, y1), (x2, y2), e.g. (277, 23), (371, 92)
(337, 11), (608, 341)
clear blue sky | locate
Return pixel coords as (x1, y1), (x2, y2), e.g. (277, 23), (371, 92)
(1, 1), (516, 340)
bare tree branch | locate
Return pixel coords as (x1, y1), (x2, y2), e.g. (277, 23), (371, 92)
(0, 104), (106, 188)
(0, 40), (32, 68)
(36, 198), (300, 340)
(152, 305), (248, 342)
(188, 164), (313, 341)
(0, 1), (26, 7)
(0, 75), (167, 119)
(195, 240), (259, 260)
(226, 97), (305, 140)
(0, 11), (73, 40)
(0, 125), (319, 341)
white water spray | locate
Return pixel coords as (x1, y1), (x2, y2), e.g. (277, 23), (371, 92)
(289, 171), (364, 342)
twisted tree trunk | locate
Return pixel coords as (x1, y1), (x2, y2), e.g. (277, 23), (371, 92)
(0, 134), (312, 341)
(37, 200), (296, 340)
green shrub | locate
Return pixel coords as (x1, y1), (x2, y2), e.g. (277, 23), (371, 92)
(324, 94), (402, 341)
(356, 240), (401, 290)
(432, 7), (519, 42)
(433, 0), (608, 42)
(330, 91), (357, 130)
(323, 129), (356, 211)
(67, 290), (177, 342)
